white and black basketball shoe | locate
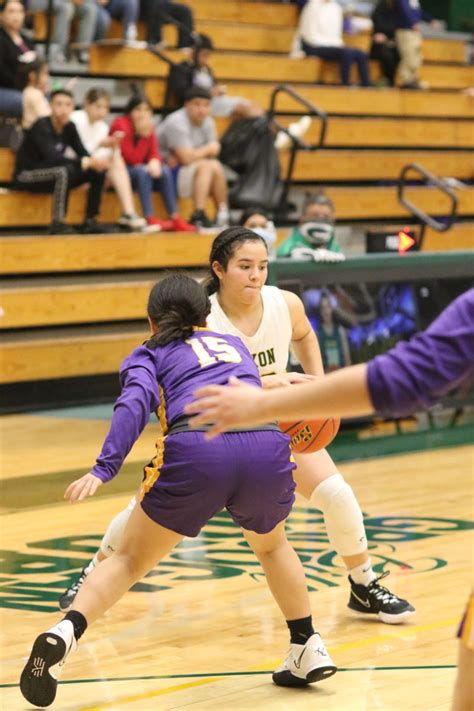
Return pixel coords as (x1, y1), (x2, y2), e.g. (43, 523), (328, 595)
(58, 566), (91, 611)
(273, 632), (337, 687)
(348, 571), (415, 624)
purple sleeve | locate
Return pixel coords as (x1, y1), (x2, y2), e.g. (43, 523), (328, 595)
(91, 348), (160, 482)
(367, 289), (474, 418)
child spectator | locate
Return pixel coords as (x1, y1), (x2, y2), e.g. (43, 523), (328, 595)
(142, 0), (194, 51)
(14, 89), (107, 234)
(18, 59), (51, 129)
(0, 0), (36, 117)
(277, 191), (344, 261)
(296, 0), (371, 87)
(370, 0), (399, 86)
(238, 206), (277, 257)
(71, 88), (146, 230)
(28, 0), (97, 64)
(394, 0), (441, 89)
(110, 95), (195, 232)
(157, 87), (229, 229)
(94, 0), (139, 43)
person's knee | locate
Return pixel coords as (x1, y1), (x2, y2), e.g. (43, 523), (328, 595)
(195, 159), (213, 175)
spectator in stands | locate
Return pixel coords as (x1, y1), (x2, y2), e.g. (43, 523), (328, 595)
(94, 0), (139, 43)
(277, 190), (344, 260)
(17, 58), (51, 128)
(238, 206), (277, 256)
(71, 88), (146, 230)
(14, 88), (107, 234)
(28, 0), (97, 64)
(370, 0), (399, 86)
(394, 0), (441, 89)
(142, 0), (194, 51)
(167, 34), (264, 118)
(295, 0), (371, 87)
(0, 0), (36, 117)
(110, 94), (195, 232)
(157, 87), (229, 229)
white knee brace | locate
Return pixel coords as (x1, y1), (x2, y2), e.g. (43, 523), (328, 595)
(99, 496), (136, 557)
(310, 473), (367, 557)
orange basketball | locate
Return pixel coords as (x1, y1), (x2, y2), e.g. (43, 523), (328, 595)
(279, 417), (341, 454)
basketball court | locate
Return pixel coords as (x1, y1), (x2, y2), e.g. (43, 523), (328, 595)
(1, 405), (472, 710)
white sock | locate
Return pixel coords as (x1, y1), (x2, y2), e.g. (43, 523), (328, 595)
(349, 559), (376, 587)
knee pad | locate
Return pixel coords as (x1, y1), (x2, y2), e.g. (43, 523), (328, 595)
(310, 473), (366, 557)
(99, 496), (136, 557)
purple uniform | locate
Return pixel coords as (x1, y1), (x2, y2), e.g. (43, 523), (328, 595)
(92, 329), (295, 537)
(367, 288), (474, 418)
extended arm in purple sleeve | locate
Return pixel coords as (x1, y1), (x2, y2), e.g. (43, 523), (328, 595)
(367, 289), (474, 418)
(91, 365), (160, 482)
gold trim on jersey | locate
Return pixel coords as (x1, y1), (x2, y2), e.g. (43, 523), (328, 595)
(139, 434), (166, 501)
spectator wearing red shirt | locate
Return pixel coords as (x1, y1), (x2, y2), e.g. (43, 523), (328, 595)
(110, 95), (194, 232)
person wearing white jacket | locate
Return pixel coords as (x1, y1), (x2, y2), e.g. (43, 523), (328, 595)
(296, 0), (371, 86)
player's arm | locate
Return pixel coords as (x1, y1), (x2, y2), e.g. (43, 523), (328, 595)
(282, 290), (324, 376)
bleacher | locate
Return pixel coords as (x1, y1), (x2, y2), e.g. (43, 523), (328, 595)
(1, 0), (473, 407)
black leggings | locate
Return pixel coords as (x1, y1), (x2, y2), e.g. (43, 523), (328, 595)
(370, 42), (400, 86)
(144, 0), (194, 47)
(15, 163), (105, 223)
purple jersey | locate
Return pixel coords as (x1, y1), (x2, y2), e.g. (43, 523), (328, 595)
(92, 329), (261, 482)
(367, 288), (474, 418)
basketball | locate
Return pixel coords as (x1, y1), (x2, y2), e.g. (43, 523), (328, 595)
(279, 417), (341, 453)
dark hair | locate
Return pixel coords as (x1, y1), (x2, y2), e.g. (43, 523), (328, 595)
(84, 87), (110, 105)
(194, 33), (214, 52)
(301, 190), (335, 217)
(50, 88), (74, 101)
(16, 58), (47, 91)
(147, 273), (211, 347)
(184, 86), (211, 103)
(238, 206), (268, 226)
(125, 94), (153, 114)
(205, 226), (267, 295)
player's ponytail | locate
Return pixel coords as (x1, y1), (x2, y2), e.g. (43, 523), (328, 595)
(205, 226), (267, 295)
(147, 273), (211, 347)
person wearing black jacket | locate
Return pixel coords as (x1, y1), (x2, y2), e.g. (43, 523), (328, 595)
(370, 0), (399, 86)
(0, 0), (36, 117)
(14, 89), (107, 234)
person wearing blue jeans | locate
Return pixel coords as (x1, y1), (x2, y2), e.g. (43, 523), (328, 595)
(127, 162), (177, 223)
(94, 0), (139, 41)
(302, 43), (371, 86)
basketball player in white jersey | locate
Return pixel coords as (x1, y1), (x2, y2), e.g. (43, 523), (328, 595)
(59, 227), (414, 626)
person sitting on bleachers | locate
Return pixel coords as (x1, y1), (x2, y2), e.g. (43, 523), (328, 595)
(18, 58), (51, 129)
(157, 87), (229, 230)
(14, 88), (107, 234)
(28, 0), (97, 64)
(141, 0), (194, 51)
(295, 0), (371, 87)
(110, 94), (195, 232)
(94, 0), (139, 43)
(71, 88), (145, 230)
(370, 0), (399, 86)
(394, 0), (441, 90)
(166, 34), (264, 119)
(0, 0), (36, 118)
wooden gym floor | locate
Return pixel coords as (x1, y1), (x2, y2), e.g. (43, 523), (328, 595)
(0, 406), (472, 710)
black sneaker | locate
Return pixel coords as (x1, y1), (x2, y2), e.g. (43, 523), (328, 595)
(48, 221), (76, 235)
(189, 209), (214, 230)
(348, 571), (415, 624)
(58, 566), (90, 611)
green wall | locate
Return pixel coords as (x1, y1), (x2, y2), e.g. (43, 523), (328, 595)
(422, 0), (474, 30)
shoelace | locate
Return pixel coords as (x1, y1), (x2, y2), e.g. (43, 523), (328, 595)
(68, 571), (86, 594)
(368, 572), (401, 604)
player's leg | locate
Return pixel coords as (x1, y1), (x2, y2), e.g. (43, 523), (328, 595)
(293, 448), (415, 623)
(58, 495), (137, 610)
(20, 504), (183, 708)
(243, 521), (337, 686)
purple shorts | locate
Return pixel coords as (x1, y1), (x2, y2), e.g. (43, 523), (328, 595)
(140, 430), (296, 537)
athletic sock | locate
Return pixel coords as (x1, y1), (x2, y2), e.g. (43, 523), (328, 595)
(286, 615), (315, 644)
(64, 610), (88, 641)
(349, 558), (376, 587)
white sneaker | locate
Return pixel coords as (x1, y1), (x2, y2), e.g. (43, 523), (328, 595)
(20, 620), (77, 707)
(216, 208), (230, 228)
(119, 213), (147, 230)
(273, 632), (337, 686)
(275, 115), (312, 150)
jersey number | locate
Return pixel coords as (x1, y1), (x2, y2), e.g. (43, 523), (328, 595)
(187, 336), (242, 368)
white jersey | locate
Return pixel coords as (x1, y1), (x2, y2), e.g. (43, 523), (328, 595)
(208, 286), (293, 377)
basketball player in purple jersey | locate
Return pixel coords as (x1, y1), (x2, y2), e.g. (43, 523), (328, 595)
(60, 228), (414, 625)
(20, 274), (336, 709)
(187, 287), (474, 711)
